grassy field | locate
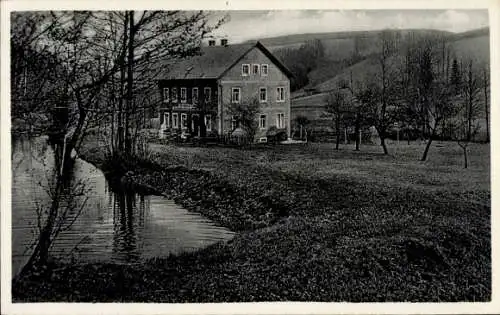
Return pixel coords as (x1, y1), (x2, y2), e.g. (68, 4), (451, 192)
(13, 140), (490, 302)
(150, 140), (489, 201)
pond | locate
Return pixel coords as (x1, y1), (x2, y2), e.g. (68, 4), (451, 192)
(11, 136), (234, 276)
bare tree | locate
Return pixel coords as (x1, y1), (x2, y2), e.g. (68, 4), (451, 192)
(13, 11), (124, 272)
(96, 11), (226, 156)
(482, 65), (490, 143)
(11, 12), (69, 134)
(453, 119), (480, 169)
(419, 81), (456, 161)
(338, 71), (364, 151)
(325, 89), (347, 150)
(12, 10), (225, 273)
(399, 34), (456, 161)
(462, 59), (482, 142)
(367, 30), (401, 155)
(447, 57), (482, 168)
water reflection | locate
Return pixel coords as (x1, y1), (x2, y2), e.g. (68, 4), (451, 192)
(12, 136), (234, 276)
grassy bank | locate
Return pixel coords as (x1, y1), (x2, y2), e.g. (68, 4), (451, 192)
(12, 140), (491, 302)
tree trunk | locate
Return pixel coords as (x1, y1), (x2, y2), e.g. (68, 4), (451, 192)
(335, 127), (340, 150)
(20, 141), (69, 274)
(335, 117), (340, 150)
(421, 117), (440, 161)
(421, 137), (433, 161)
(380, 135), (388, 155)
(125, 10), (135, 154)
(467, 102), (472, 142)
(463, 145), (468, 169)
(117, 13), (129, 153)
(354, 115), (360, 151)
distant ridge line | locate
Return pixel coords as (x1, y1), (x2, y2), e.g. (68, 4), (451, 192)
(244, 27), (489, 46)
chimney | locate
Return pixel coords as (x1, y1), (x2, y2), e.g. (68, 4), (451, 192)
(220, 38), (228, 46)
(208, 39), (216, 47)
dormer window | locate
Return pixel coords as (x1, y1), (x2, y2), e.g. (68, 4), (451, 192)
(242, 64), (250, 76)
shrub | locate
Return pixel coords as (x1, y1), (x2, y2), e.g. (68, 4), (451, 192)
(266, 126), (287, 144)
(226, 98), (260, 142)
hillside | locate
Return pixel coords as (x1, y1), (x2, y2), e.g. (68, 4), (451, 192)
(258, 29), (452, 60)
(449, 31), (489, 66)
(251, 29), (454, 93)
(301, 27), (490, 95)
(288, 27), (490, 137)
(249, 27), (489, 96)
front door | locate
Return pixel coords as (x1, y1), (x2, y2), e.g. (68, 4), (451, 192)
(191, 114), (200, 136)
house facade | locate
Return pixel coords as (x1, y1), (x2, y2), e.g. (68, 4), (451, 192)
(158, 41), (293, 142)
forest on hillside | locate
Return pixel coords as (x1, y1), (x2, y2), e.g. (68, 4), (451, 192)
(274, 38), (368, 91)
(285, 29), (490, 163)
(272, 28), (489, 95)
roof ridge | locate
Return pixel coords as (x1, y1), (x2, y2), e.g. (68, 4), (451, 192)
(158, 40), (293, 80)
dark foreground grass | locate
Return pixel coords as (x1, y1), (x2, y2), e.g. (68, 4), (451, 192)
(12, 141), (491, 302)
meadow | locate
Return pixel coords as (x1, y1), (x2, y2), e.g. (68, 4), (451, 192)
(13, 140), (491, 302)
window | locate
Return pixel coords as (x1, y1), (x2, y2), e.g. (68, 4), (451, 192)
(259, 87), (267, 103)
(242, 64), (250, 76)
(191, 114), (199, 130)
(181, 113), (187, 128)
(180, 87), (187, 103)
(276, 87), (285, 102)
(231, 116), (238, 130)
(192, 87), (198, 103)
(172, 87), (178, 103)
(205, 115), (212, 131)
(261, 64), (268, 76)
(276, 113), (285, 129)
(259, 114), (267, 129)
(163, 88), (169, 102)
(172, 113), (178, 128)
(164, 113), (170, 127)
(204, 87), (211, 103)
(252, 64), (260, 75)
(231, 88), (241, 103)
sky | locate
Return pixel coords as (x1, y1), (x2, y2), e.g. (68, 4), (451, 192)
(210, 10), (489, 43)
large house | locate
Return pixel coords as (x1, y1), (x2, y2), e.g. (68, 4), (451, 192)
(158, 40), (293, 142)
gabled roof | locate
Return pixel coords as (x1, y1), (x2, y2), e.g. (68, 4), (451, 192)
(159, 41), (293, 80)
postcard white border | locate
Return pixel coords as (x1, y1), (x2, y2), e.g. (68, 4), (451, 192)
(1, 0), (499, 314)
